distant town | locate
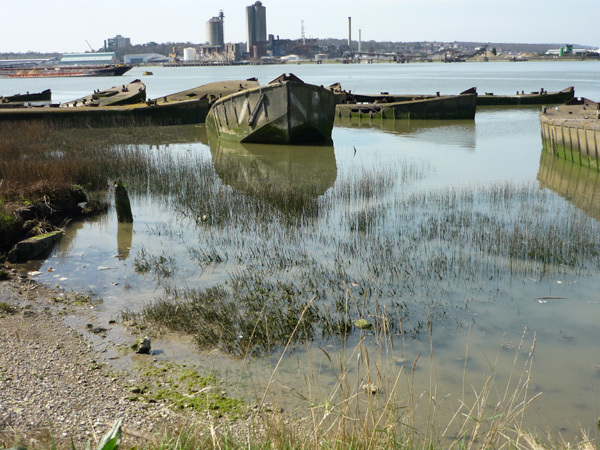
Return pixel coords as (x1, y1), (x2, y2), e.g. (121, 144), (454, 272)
(1, 1), (599, 67)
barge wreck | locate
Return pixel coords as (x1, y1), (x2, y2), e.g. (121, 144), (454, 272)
(0, 79), (260, 128)
(0, 89), (52, 104)
(478, 86), (574, 106)
(206, 74), (338, 145)
(62, 79), (147, 107)
(540, 97), (600, 171)
(336, 91), (477, 120)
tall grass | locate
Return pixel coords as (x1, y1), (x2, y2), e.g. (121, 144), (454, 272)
(135, 290), (567, 449)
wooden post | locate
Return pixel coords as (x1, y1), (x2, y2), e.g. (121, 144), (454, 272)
(114, 180), (133, 223)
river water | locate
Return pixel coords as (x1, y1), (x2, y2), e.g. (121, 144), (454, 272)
(3, 61), (600, 441)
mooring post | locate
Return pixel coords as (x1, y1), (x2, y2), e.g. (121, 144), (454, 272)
(114, 180), (133, 223)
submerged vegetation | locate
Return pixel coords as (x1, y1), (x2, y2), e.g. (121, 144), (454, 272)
(136, 159), (600, 356)
(3, 120), (600, 447)
(4, 121), (600, 352)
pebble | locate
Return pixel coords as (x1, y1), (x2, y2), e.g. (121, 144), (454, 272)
(0, 276), (253, 448)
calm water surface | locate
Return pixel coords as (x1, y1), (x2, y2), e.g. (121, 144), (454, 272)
(3, 61), (600, 440)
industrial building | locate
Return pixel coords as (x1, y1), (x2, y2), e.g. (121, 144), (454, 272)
(124, 53), (170, 65)
(207, 11), (225, 47)
(246, 1), (267, 56)
(104, 35), (131, 52)
(59, 52), (119, 65)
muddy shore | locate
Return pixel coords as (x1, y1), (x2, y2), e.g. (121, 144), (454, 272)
(0, 270), (254, 449)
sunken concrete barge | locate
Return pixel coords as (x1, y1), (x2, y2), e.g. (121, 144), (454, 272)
(540, 97), (600, 171)
(207, 74), (338, 145)
(0, 79), (261, 128)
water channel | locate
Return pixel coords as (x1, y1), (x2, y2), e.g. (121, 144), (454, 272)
(3, 61), (600, 441)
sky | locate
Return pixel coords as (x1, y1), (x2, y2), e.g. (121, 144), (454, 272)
(2, 0), (599, 54)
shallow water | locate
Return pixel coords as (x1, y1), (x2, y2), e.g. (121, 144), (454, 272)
(5, 60), (600, 441)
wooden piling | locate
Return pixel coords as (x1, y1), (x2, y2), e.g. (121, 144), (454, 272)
(114, 180), (133, 223)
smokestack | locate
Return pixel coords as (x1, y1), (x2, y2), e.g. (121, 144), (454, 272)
(348, 17), (351, 49)
(359, 29), (361, 52)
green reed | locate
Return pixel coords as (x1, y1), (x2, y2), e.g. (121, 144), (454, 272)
(137, 148), (600, 356)
(5, 122), (597, 357)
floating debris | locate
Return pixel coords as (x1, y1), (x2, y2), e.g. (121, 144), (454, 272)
(354, 319), (372, 329)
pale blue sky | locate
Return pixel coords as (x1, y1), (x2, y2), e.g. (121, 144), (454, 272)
(3, 0), (598, 53)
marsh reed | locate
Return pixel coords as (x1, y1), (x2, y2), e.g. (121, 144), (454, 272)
(4, 122), (599, 447)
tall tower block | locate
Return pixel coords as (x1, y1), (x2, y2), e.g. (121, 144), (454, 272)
(246, 1), (267, 53)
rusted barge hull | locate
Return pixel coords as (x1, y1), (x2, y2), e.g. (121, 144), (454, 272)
(0, 89), (51, 103)
(207, 74), (338, 144)
(336, 86), (574, 107)
(336, 93), (477, 120)
(540, 97), (600, 171)
(63, 79), (146, 107)
(0, 79), (264, 127)
(161, 78), (260, 102)
(478, 86), (574, 106)
(0, 98), (211, 127)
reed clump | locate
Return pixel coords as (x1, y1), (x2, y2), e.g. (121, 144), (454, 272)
(140, 278), (320, 358)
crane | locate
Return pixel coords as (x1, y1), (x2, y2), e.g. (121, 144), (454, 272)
(85, 40), (95, 53)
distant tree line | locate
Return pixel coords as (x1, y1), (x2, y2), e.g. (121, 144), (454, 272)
(0, 51), (60, 60)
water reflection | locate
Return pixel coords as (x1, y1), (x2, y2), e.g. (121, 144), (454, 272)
(537, 151), (600, 222)
(335, 116), (476, 149)
(111, 124), (209, 146)
(117, 222), (133, 261)
(208, 131), (337, 215)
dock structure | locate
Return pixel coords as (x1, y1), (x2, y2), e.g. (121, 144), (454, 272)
(540, 98), (600, 171)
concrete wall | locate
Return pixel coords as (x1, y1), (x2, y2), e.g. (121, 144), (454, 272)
(540, 115), (600, 171)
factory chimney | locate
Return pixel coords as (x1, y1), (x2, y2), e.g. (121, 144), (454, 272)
(359, 29), (361, 52)
(348, 17), (351, 49)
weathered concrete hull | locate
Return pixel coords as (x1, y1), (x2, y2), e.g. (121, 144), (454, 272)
(63, 79), (146, 107)
(1, 89), (52, 103)
(540, 98), (600, 171)
(336, 94), (477, 120)
(0, 98), (211, 127)
(206, 80), (338, 144)
(162, 79), (260, 102)
(478, 87), (574, 106)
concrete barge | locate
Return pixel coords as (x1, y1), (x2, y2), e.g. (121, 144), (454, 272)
(0, 98), (211, 127)
(160, 78), (260, 102)
(0, 89), (52, 103)
(0, 79), (262, 128)
(335, 86), (574, 108)
(335, 93), (477, 120)
(63, 79), (146, 107)
(207, 74), (338, 144)
(478, 86), (574, 106)
(539, 97), (600, 171)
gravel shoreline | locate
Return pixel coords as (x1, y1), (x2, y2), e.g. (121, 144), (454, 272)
(0, 271), (252, 449)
